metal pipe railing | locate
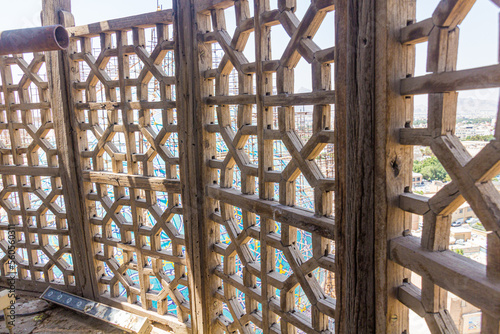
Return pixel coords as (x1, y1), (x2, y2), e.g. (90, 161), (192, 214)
(0, 25), (69, 56)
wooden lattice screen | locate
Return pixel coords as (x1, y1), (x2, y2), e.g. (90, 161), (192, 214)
(0, 0), (500, 333)
(388, 0), (500, 333)
(188, 0), (336, 333)
(63, 8), (192, 331)
(0, 51), (84, 293)
(0, 1), (94, 298)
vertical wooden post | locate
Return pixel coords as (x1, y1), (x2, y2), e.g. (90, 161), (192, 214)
(173, 0), (212, 332)
(41, 0), (96, 299)
(373, 0), (414, 333)
(481, 15), (500, 333)
(255, 1), (277, 332)
(483, 234), (500, 332)
(334, 0), (377, 332)
(336, 0), (413, 332)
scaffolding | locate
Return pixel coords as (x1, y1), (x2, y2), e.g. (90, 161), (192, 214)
(211, 43), (335, 211)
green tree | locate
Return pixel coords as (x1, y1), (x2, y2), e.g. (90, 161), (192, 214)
(457, 117), (492, 124)
(464, 134), (495, 141)
(413, 156), (450, 182)
(472, 222), (486, 231)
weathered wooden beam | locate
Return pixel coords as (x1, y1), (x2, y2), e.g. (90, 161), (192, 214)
(399, 128), (433, 146)
(67, 10), (174, 37)
(98, 294), (189, 334)
(401, 64), (500, 95)
(0, 166), (60, 177)
(399, 280), (459, 334)
(82, 171), (181, 192)
(432, 0), (475, 29)
(42, 0), (96, 300)
(207, 186), (335, 239)
(204, 91), (335, 108)
(174, 0), (213, 332)
(399, 192), (431, 215)
(205, 95), (256, 106)
(398, 282), (426, 317)
(373, 0), (415, 332)
(335, 0), (383, 331)
(263, 91), (335, 107)
(195, 0), (234, 13)
(389, 236), (500, 319)
(400, 18), (434, 45)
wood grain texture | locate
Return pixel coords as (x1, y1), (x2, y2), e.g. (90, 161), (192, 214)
(174, 0), (213, 332)
(390, 236), (500, 319)
(42, 0), (96, 299)
(64, 4), (190, 328)
(67, 10), (174, 37)
(373, 0), (415, 332)
(193, 0), (336, 332)
(383, 0), (500, 332)
(335, 0), (378, 332)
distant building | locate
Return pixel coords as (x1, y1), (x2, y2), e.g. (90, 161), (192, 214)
(455, 123), (493, 141)
(450, 226), (472, 242)
(428, 180), (444, 193)
(412, 172), (423, 187)
(451, 202), (477, 223)
(411, 214), (422, 232)
(449, 296), (481, 334)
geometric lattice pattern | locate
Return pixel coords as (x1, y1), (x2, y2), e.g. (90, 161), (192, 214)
(8, 1), (500, 333)
(197, 1), (336, 332)
(396, 0), (500, 332)
(0, 53), (76, 290)
(67, 10), (190, 323)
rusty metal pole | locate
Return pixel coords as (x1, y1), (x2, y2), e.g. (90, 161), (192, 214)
(0, 25), (69, 55)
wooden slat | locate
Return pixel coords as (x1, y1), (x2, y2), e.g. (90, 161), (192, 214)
(263, 91), (335, 107)
(99, 294), (189, 334)
(207, 186), (335, 239)
(389, 236), (500, 318)
(399, 193), (430, 215)
(400, 18), (434, 44)
(432, 0), (475, 29)
(399, 128), (433, 146)
(75, 100), (176, 111)
(205, 95), (256, 106)
(174, 0), (214, 332)
(67, 10), (174, 37)
(0, 166), (60, 177)
(195, 0), (234, 13)
(42, 0), (96, 299)
(398, 282), (426, 317)
(401, 64), (500, 95)
(82, 171), (181, 192)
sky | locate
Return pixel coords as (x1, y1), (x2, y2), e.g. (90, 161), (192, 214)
(0, 0), (498, 112)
